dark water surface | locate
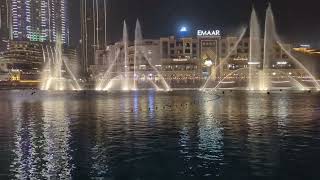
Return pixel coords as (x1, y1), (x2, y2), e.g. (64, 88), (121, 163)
(0, 90), (320, 179)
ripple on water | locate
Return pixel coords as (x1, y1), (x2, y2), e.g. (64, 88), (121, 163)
(0, 91), (319, 179)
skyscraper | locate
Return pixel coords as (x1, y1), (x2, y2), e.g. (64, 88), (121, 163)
(10, 0), (69, 44)
(80, 0), (108, 74)
(0, 0), (9, 51)
(0, 0), (8, 30)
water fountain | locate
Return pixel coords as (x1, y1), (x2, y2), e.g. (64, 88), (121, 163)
(201, 27), (247, 90)
(123, 21), (130, 90)
(248, 7), (262, 90)
(259, 4), (319, 91)
(40, 36), (82, 91)
(261, 4), (276, 91)
(134, 20), (171, 91)
(204, 4), (319, 91)
(96, 20), (171, 91)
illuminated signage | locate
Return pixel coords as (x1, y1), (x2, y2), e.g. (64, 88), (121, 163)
(197, 30), (221, 37)
(277, 61), (288, 65)
(234, 58), (249, 61)
(300, 44), (310, 48)
(248, 62), (260, 65)
(173, 58), (188, 62)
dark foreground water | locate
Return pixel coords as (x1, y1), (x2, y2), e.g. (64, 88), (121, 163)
(0, 90), (320, 179)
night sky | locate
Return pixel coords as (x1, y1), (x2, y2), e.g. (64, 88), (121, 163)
(69, 0), (320, 47)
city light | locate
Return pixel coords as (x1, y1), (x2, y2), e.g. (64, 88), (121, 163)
(204, 60), (213, 67)
(0, 1), (320, 179)
(180, 26), (187, 32)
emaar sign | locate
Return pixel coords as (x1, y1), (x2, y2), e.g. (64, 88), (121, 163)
(197, 30), (221, 37)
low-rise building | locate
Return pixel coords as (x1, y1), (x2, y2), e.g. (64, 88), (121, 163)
(89, 28), (306, 88)
(0, 41), (43, 81)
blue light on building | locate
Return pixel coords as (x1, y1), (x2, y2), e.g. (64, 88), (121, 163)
(180, 27), (187, 32)
(178, 26), (190, 38)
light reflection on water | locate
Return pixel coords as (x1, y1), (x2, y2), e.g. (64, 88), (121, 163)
(0, 90), (319, 179)
(9, 99), (73, 179)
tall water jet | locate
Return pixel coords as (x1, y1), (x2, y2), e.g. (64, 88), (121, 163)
(134, 20), (143, 90)
(95, 48), (121, 91)
(123, 21), (130, 90)
(201, 27), (247, 90)
(97, 20), (170, 91)
(248, 7), (262, 90)
(277, 41), (320, 90)
(135, 19), (171, 91)
(41, 35), (82, 91)
(262, 3), (276, 90)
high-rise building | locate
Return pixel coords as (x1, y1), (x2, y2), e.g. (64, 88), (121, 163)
(10, 0), (69, 44)
(81, 0), (108, 74)
(0, 0), (9, 51)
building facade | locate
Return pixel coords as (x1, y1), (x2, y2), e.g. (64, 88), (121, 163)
(160, 36), (202, 87)
(80, 0), (108, 74)
(10, 0), (68, 44)
(0, 41), (43, 81)
(0, 0), (9, 51)
(89, 28), (301, 88)
(220, 37), (292, 74)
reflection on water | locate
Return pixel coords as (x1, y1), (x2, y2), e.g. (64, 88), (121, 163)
(0, 90), (320, 179)
(9, 99), (72, 179)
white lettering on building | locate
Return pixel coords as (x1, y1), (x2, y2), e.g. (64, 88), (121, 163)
(197, 30), (221, 36)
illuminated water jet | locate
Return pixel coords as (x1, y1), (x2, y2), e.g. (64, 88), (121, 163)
(96, 20), (171, 91)
(40, 35), (82, 91)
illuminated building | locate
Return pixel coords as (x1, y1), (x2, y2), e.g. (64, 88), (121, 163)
(0, 0), (9, 51)
(293, 45), (320, 55)
(128, 39), (161, 71)
(0, 41), (79, 82)
(0, 41), (43, 81)
(88, 27), (308, 87)
(160, 36), (202, 87)
(10, 0), (69, 44)
(293, 45), (320, 78)
(159, 31), (221, 86)
(89, 40), (161, 79)
(0, 0), (70, 82)
(63, 48), (80, 78)
(80, 0), (108, 74)
(198, 33), (221, 79)
(220, 37), (292, 71)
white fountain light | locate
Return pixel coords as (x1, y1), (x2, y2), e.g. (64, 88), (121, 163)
(96, 20), (171, 91)
(40, 34), (81, 91)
